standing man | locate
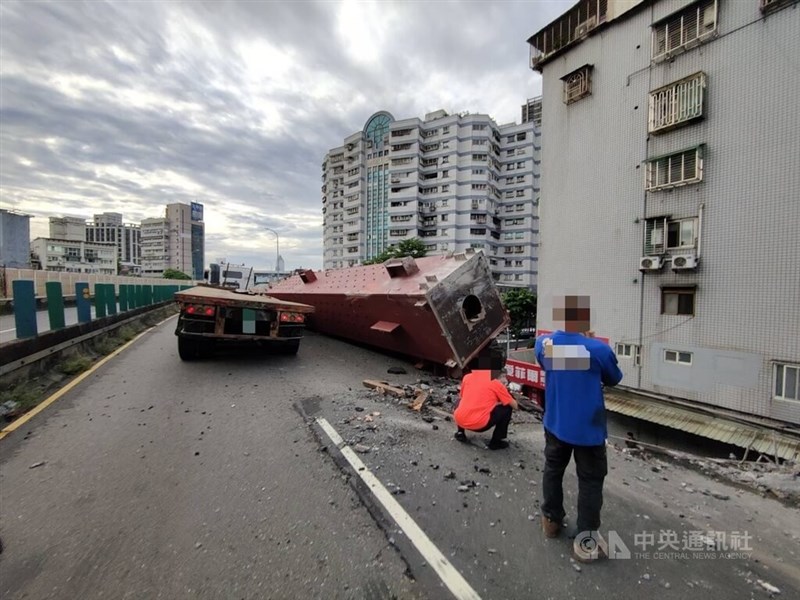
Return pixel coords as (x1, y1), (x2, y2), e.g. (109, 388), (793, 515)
(534, 295), (623, 562)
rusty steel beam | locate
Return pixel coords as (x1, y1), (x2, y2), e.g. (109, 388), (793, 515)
(268, 250), (510, 368)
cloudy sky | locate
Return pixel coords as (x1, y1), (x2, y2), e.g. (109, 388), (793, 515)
(1, 0), (571, 270)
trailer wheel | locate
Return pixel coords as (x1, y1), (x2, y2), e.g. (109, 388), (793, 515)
(280, 339), (300, 355)
(178, 336), (199, 361)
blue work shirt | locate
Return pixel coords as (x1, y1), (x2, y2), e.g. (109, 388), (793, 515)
(534, 331), (623, 446)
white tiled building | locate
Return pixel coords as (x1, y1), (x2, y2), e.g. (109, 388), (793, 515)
(30, 237), (116, 274)
(528, 0), (800, 423)
(86, 212), (141, 275)
(322, 109), (541, 288)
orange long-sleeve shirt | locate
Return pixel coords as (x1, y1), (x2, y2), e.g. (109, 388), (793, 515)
(453, 370), (515, 430)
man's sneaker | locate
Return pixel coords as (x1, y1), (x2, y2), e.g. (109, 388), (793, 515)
(487, 439), (509, 450)
(454, 431), (468, 442)
(573, 532), (608, 563)
(541, 516), (562, 539)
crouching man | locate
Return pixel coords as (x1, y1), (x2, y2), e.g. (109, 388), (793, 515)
(453, 345), (519, 450)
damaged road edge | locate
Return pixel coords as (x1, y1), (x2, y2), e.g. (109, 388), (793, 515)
(293, 399), (483, 600)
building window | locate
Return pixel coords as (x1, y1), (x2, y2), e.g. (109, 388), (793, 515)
(561, 64), (593, 104)
(661, 287), (695, 315)
(616, 343), (640, 360)
(645, 217), (698, 254)
(646, 146), (704, 191)
(649, 72), (706, 134)
(652, 0), (718, 61)
(664, 349), (693, 365)
(774, 362), (799, 401)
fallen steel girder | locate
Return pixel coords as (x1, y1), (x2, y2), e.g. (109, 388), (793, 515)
(267, 250), (510, 368)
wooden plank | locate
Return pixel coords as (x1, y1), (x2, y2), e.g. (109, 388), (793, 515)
(409, 390), (429, 412)
(362, 380), (406, 397)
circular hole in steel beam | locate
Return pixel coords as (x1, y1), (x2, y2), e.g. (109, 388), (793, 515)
(462, 295), (483, 322)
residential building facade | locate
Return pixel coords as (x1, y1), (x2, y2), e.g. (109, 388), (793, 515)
(49, 216), (86, 242)
(0, 209), (31, 268)
(138, 203), (205, 278)
(528, 0), (800, 423)
(30, 237), (116, 274)
(86, 212), (142, 275)
(322, 109), (541, 288)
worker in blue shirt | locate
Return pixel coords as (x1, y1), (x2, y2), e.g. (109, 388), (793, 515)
(534, 295), (623, 562)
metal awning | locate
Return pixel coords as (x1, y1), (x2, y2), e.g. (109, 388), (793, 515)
(605, 391), (800, 462)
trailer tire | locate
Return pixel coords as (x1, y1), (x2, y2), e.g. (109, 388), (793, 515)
(280, 339), (300, 355)
(178, 336), (199, 361)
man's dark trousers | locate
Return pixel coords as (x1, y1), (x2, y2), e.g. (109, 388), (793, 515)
(541, 429), (608, 532)
(459, 404), (512, 443)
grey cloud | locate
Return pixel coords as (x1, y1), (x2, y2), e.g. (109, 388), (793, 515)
(1, 0), (571, 269)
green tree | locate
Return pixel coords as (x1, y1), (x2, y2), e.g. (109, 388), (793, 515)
(502, 288), (537, 337)
(162, 268), (192, 280)
(363, 238), (428, 265)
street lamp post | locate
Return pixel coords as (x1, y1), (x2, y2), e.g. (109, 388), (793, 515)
(264, 227), (280, 279)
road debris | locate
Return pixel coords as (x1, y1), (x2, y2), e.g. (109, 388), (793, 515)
(756, 580), (781, 595)
(29, 461), (45, 469)
(363, 380), (406, 398)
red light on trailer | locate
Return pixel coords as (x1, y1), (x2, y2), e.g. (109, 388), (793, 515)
(205, 307), (214, 316)
(280, 313), (290, 322)
(293, 314), (305, 323)
(186, 306), (195, 314)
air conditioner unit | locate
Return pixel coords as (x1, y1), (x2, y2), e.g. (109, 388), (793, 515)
(672, 254), (698, 270)
(575, 16), (597, 37)
(639, 256), (663, 271)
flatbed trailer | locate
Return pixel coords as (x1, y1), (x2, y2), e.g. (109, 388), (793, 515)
(173, 285), (314, 360)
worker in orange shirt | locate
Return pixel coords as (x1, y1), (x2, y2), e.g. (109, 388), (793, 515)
(453, 345), (519, 450)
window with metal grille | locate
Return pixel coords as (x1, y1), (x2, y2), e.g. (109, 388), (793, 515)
(774, 362), (799, 401)
(649, 72), (706, 133)
(652, 0), (717, 60)
(646, 146), (704, 191)
(644, 217), (697, 254)
(561, 65), (592, 104)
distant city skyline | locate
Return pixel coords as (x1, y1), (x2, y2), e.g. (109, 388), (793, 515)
(0, 0), (573, 271)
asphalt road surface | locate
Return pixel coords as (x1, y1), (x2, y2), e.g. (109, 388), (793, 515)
(1, 317), (798, 599)
(0, 318), (419, 599)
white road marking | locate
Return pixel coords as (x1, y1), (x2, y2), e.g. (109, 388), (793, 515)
(315, 417), (482, 600)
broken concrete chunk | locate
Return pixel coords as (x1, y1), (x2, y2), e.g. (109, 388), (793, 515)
(353, 444), (371, 454)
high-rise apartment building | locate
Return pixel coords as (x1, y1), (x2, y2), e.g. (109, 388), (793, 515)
(140, 217), (170, 276)
(140, 203), (204, 278)
(521, 97), (542, 127)
(527, 0), (800, 424)
(49, 216), (86, 241)
(0, 209), (31, 268)
(86, 212), (141, 275)
(322, 109), (540, 288)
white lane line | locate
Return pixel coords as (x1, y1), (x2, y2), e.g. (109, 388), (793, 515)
(316, 417), (482, 600)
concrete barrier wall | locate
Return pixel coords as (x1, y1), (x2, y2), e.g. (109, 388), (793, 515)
(0, 268), (199, 299)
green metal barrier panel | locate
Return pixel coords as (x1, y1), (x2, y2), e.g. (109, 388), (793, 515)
(94, 284), (107, 319)
(105, 283), (117, 316)
(46, 281), (66, 330)
(12, 280), (37, 338)
(75, 283), (91, 323)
